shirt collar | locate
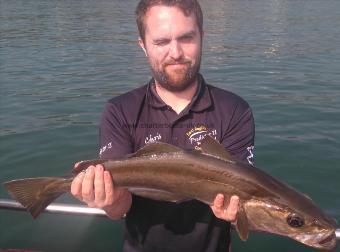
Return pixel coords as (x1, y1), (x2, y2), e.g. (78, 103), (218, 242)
(146, 73), (212, 112)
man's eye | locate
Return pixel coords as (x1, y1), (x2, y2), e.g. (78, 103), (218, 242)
(154, 40), (169, 46)
(180, 36), (193, 42)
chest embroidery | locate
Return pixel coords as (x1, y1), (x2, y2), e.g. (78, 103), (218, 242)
(186, 125), (218, 148)
(145, 132), (162, 144)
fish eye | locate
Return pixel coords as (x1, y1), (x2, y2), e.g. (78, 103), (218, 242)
(287, 214), (305, 228)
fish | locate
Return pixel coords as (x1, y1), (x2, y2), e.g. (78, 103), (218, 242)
(3, 136), (337, 250)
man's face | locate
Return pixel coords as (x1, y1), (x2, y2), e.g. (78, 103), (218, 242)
(139, 5), (202, 92)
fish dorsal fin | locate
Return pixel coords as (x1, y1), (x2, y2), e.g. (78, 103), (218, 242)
(200, 135), (234, 161)
(130, 142), (182, 157)
(236, 205), (249, 241)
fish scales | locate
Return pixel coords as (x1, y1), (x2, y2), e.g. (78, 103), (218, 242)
(102, 152), (263, 204)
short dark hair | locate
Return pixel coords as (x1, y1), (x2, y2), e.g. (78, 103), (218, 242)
(136, 0), (203, 42)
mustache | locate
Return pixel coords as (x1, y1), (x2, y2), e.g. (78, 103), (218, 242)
(163, 58), (191, 66)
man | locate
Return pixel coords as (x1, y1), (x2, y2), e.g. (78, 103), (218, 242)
(71, 0), (255, 251)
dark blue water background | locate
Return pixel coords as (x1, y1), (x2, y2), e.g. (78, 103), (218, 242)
(1, 0), (339, 251)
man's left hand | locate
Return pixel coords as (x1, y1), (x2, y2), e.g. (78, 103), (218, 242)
(210, 194), (239, 222)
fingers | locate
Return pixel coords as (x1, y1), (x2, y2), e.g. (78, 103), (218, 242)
(82, 166), (96, 204)
(94, 166), (105, 204)
(211, 194), (240, 222)
(71, 169), (86, 201)
(70, 164), (115, 208)
(214, 193), (224, 208)
(228, 195), (239, 220)
(104, 171), (114, 206)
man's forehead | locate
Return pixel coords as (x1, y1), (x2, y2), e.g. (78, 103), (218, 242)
(145, 5), (192, 18)
(144, 5), (198, 37)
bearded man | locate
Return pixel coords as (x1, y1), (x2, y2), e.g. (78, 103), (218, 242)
(71, 0), (255, 251)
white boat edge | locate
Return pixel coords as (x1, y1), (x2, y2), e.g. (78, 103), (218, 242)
(0, 198), (339, 240)
(0, 198), (106, 217)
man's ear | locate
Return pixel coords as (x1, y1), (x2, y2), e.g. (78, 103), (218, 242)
(138, 37), (148, 57)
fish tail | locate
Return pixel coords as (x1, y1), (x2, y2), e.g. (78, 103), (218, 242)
(3, 177), (71, 219)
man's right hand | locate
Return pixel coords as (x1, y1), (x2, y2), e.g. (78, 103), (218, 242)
(70, 163), (132, 219)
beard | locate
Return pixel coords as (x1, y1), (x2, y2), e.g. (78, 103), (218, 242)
(150, 54), (201, 92)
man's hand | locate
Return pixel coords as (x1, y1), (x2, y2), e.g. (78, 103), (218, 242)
(70, 163), (132, 219)
(210, 194), (239, 222)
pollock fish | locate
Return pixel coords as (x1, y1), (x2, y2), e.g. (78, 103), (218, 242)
(3, 136), (337, 250)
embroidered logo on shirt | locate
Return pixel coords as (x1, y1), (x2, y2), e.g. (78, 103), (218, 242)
(247, 145), (255, 165)
(186, 125), (217, 148)
(145, 132), (162, 144)
(99, 142), (112, 157)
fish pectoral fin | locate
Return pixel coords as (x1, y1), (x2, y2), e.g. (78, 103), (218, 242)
(235, 206), (249, 241)
(199, 135), (234, 162)
(129, 142), (182, 157)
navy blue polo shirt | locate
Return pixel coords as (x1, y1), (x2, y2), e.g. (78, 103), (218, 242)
(99, 74), (255, 252)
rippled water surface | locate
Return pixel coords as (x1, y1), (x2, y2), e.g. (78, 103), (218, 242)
(1, 0), (339, 251)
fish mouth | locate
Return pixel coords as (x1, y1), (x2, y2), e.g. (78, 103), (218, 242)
(318, 232), (337, 250)
(295, 231), (337, 250)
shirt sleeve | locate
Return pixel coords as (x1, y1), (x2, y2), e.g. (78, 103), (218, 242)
(221, 106), (255, 165)
(99, 102), (134, 159)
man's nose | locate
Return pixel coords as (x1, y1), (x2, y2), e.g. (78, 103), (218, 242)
(169, 41), (184, 60)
